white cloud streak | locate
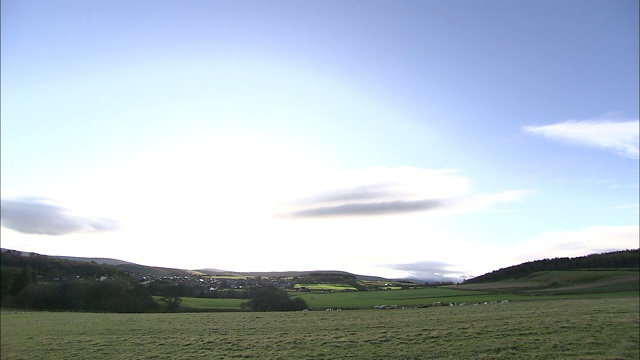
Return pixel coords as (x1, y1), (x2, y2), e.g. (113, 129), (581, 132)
(507, 225), (639, 265)
(0, 197), (121, 236)
(524, 120), (639, 158)
(277, 167), (529, 218)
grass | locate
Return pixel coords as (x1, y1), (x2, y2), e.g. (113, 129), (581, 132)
(180, 297), (246, 310)
(203, 275), (253, 279)
(296, 287), (505, 309)
(293, 283), (358, 291)
(2, 297), (638, 359)
(457, 270), (640, 295)
(523, 270), (639, 294)
(144, 270), (640, 312)
(165, 274), (639, 311)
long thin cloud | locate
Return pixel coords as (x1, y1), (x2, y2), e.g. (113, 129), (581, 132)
(0, 197), (121, 236)
(288, 198), (448, 218)
(278, 167), (529, 218)
(524, 120), (639, 159)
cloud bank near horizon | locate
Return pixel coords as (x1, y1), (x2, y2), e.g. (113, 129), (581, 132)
(384, 260), (470, 283)
(524, 120), (639, 159)
(381, 225), (639, 282)
(0, 197), (121, 236)
(506, 225), (639, 266)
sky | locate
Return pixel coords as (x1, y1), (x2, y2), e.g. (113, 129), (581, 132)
(1, 0), (638, 282)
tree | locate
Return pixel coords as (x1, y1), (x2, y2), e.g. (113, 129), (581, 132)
(10, 266), (35, 296)
(242, 285), (308, 312)
(159, 284), (188, 312)
(0, 268), (14, 302)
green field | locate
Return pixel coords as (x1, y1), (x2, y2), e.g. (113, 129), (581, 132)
(180, 297), (246, 310)
(174, 289), (639, 312)
(293, 283), (358, 291)
(458, 270), (640, 294)
(170, 274), (639, 311)
(172, 288), (514, 311)
(2, 297), (638, 359)
(297, 287), (494, 309)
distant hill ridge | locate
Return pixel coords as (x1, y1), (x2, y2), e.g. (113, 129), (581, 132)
(0, 249), (390, 281)
(0, 248), (194, 279)
(3, 248), (637, 284)
(195, 268), (390, 282)
(464, 249), (639, 284)
(50, 255), (139, 267)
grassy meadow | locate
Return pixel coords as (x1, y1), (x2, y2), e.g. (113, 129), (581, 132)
(293, 283), (358, 291)
(3, 269), (638, 358)
(457, 270), (640, 294)
(173, 271), (640, 312)
(179, 297), (245, 310)
(2, 297), (638, 359)
(174, 288), (639, 313)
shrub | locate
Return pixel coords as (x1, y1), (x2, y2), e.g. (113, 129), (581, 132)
(242, 285), (308, 312)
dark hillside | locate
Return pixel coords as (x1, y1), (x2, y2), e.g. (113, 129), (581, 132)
(49, 254), (193, 278)
(1, 249), (193, 278)
(113, 263), (193, 278)
(0, 249), (159, 312)
(464, 249), (639, 284)
(52, 255), (138, 266)
(1, 249), (126, 281)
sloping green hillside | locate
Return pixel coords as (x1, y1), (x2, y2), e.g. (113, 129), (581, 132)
(465, 249), (639, 284)
(458, 269), (639, 296)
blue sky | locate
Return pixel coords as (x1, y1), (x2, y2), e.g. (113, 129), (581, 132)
(2, 0), (638, 281)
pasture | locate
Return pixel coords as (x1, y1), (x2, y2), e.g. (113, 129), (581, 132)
(180, 297), (245, 310)
(171, 273), (639, 312)
(457, 270), (640, 295)
(175, 289), (639, 312)
(154, 287), (506, 312)
(293, 283), (358, 291)
(2, 297), (638, 359)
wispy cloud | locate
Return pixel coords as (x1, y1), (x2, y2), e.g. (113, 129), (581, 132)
(507, 225), (639, 265)
(524, 120), (639, 158)
(278, 167), (530, 219)
(278, 167), (466, 218)
(0, 197), (121, 236)
(288, 199), (448, 217)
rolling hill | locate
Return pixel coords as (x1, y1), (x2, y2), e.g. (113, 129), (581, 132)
(0, 249), (394, 283)
(463, 249), (638, 284)
(458, 249), (639, 296)
(3, 248), (638, 294)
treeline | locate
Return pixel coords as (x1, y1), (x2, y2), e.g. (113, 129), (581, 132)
(1, 250), (125, 282)
(0, 249), (308, 313)
(1, 250), (137, 309)
(7, 280), (159, 312)
(465, 249), (639, 284)
(241, 285), (308, 312)
(0, 250), (160, 312)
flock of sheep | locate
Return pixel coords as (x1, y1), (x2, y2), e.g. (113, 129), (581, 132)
(447, 300), (511, 306)
(372, 300), (512, 309)
(302, 300), (511, 313)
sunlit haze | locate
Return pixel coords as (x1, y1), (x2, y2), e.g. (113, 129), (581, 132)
(1, 0), (638, 282)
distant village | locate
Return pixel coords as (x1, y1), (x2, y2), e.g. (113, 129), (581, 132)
(138, 273), (293, 292)
(132, 271), (427, 295)
(1, 248), (453, 308)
